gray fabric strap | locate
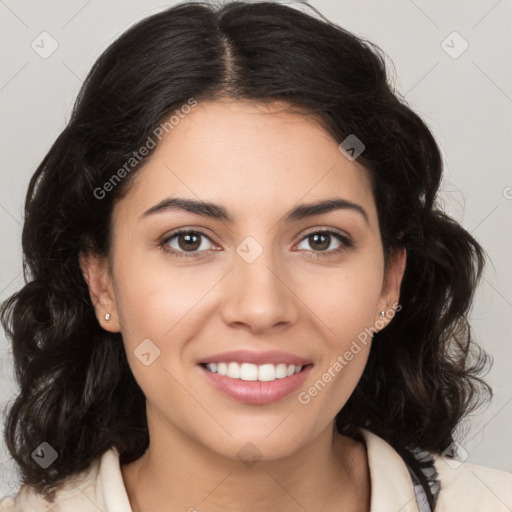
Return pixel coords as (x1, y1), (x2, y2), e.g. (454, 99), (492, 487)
(404, 447), (441, 511)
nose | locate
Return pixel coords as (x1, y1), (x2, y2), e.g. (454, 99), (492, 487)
(220, 241), (300, 334)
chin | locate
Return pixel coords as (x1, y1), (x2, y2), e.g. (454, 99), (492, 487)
(198, 424), (312, 464)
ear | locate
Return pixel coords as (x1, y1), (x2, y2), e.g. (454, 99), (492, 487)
(375, 247), (406, 329)
(79, 251), (121, 332)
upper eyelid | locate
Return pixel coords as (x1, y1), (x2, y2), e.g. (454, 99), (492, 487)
(300, 226), (351, 240)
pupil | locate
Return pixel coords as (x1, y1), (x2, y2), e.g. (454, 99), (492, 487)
(179, 233), (200, 251)
(311, 233), (329, 251)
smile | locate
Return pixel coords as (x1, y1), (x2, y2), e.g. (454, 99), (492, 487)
(199, 363), (313, 405)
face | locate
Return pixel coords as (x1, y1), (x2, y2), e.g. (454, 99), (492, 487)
(81, 98), (405, 461)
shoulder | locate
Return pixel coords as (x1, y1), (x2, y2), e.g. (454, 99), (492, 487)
(359, 428), (512, 512)
(433, 455), (512, 512)
(0, 450), (111, 512)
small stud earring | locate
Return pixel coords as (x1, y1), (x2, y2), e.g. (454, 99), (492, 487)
(379, 311), (386, 318)
(105, 313), (111, 322)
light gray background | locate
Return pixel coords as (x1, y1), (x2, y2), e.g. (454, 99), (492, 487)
(1, 0), (511, 498)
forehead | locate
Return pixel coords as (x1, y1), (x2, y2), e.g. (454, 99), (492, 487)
(114, 99), (377, 226)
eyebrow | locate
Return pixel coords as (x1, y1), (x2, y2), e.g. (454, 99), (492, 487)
(139, 196), (369, 225)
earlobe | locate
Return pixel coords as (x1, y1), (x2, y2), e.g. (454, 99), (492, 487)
(79, 251), (121, 332)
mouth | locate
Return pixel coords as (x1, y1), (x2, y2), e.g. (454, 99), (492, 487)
(198, 362), (314, 405)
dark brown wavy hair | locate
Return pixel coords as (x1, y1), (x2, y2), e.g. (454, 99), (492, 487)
(1, 0), (492, 505)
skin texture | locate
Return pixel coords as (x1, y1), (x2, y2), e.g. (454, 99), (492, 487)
(80, 98), (406, 512)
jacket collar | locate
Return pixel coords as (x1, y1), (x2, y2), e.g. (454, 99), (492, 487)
(359, 428), (420, 511)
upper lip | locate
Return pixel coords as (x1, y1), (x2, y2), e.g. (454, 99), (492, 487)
(198, 350), (312, 366)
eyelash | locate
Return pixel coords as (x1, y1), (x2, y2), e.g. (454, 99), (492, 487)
(159, 228), (354, 260)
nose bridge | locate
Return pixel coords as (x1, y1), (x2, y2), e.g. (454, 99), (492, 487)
(234, 233), (285, 299)
(221, 233), (298, 331)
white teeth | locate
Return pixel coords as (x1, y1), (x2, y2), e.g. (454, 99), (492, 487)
(258, 364), (276, 381)
(275, 363), (287, 378)
(205, 362), (304, 381)
(227, 362), (240, 379)
(239, 363), (258, 381)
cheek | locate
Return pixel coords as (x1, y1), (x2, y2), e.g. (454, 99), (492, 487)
(303, 253), (384, 340)
(300, 269), (380, 419)
(112, 247), (215, 340)
(111, 261), (205, 403)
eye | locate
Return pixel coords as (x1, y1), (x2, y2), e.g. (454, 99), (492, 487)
(159, 229), (216, 259)
(295, 229), (353, 258)
(159, 227), (354, 260)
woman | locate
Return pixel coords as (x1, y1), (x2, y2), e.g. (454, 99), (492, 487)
(0, 1), (510, 511)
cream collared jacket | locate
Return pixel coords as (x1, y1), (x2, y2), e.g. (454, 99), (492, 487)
(1, 429), (511, 511)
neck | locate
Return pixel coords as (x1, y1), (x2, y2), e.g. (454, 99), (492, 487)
(121, 413), (370, 512)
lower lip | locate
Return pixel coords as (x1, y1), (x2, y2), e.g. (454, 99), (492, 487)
(199, 364), (313, 405)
